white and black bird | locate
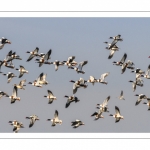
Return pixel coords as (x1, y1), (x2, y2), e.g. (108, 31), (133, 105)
(143, 98), (150, 110)
(70, 80), (86, 94)
(0, 91), (7, 99)
(44, 90), (57, 104)
(63, 56), (78, 68)
(26, 115), (40, 128)
(121, 60), (135, 74)
(64, 95), (80, 108)
(142, 64), (150, 79)
(14, 79), (26, 90)
(135, 94), (147, 106)
(47, 110), (62, 126)
(26, 47), (39, 62)
(38, 72), (48, 85)
(8, 120), (24, 133)
(7, 51), (22, 61)
(97, 72), (110, 84)
(118, 90), (125, 100)
(0, 37), (11, 50)
(109, 34), (123, 41)
(53, 60), (64, 71)
(91, 109), (104, 120)
(70, 61), (88, 74)
(87, 76), (97, 85)
(96, 96), (110, 112)
(16, 65), (28, 78)
(35, 49), (52, 67)
(5, 86), (20, 104)
(71, 120), (85, 128)
(113, 53), (127, 66)
(109, 106), (124, 123)
(2, 72), (17, 83)
(129, 78), (143, 92)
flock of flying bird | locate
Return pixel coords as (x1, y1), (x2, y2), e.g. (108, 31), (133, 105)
(0, 35), (150, 133)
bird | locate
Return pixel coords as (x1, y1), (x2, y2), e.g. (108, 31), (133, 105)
(26, 47), (39, 62)
(37, 73), (48, 85)
(71, 120), (85, 128)
(129, 78), (143, 92)
(143, 98), (150, 110)
(8, 120), (24, 133)
(78, 78), (88, 88)
(121, 60), (135, 74)
(64, 95), (80, 108)
(0, 52), (15, 70)
(63, 56), (78, 68)
(26, 115), (39, 128)
(70, 80), (85, 94)
(2, 72), (17, 83)
(47, 110), (62, 126)
(108, 48), (119, 59)
(53, 60), (64, 71)
(141, 64), (150, 79)
(35, 49), (52, 67)
(105, 40), (118, 50)
(16, 65), (28, 78)
(96, 96), (110, 112)
(118, 90), (125, 100)
(70, 61), (88, 74)
(87, 76), (97, 85)
(135, 94), (147, 106)
(28, 73), (46, 87)
(44, 90), (57, 104)
(5, 86), (20, 104)
(14, 79), (26, 90)
(91, 108), (104, 120)
(109, 106), (124, 123)
(97, 72), (110, 84)
(28, 80), (42, 88)
(131, 68), (145, 74)
(0, 91), (7, 99)
(109, 34), (123, 41)
(7, 51), (22, 61)
(113, 53), (127, 66)
(0, 37), (11, 50)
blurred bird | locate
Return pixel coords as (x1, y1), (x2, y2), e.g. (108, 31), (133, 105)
(97, 72), (110, 84)
(5, 86), (20, 104)
(16, 65), (28, 78)
(44, 90), (57, 104)
(64, 95), (80, 108)
(26, 115), (39, 128)
(47, 110), (62, 126)
(70, 61), (88, 74)
(71, 120), (85, 128)
(109, 106), (124, 123)
(26, 47), (39, 62)
(0, 37), (11, 50)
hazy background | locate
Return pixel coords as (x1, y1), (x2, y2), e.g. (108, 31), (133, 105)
(0, 18), (150, 133)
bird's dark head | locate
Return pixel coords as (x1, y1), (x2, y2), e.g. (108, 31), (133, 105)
(134, 94), (139, 96)
(26, 51), (30, 53)
(143, 102), (147, 104)
(70, 80), (75, 83)
(64, 95), (68, 98)
(109, 114), (113, 116)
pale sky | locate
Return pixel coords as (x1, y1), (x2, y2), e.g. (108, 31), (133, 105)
(1, 18), (150, 133)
